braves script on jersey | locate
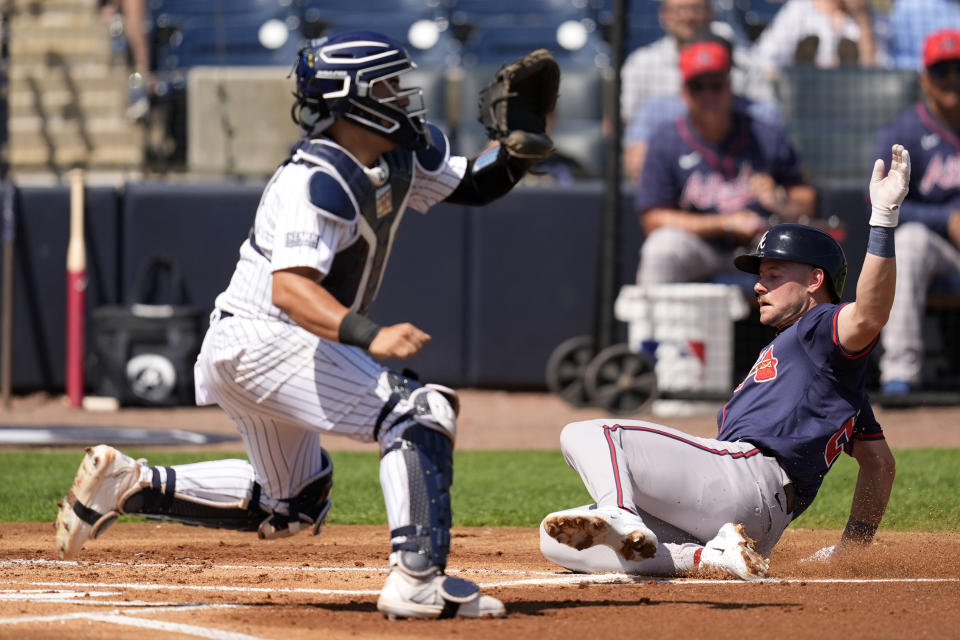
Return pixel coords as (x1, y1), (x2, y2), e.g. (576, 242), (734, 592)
(636, 109), (805, 217)
(876, 102), (960, 236)
(718, 303), (884, 516)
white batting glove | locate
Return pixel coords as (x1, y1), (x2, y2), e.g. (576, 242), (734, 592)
(800, 544), (837, 563)
(869, 144), (910, 227)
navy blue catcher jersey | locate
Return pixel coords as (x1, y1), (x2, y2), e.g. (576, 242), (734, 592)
(635, 108), (806, 221)
(876, 101), (960, 237)
(717, 304), (885, 517)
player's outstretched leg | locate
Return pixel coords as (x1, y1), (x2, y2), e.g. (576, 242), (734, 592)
(56, 444), (333, 560)
(696, 522), (770, 580)
(542, 504), (658, 561)
(375, 380), (504, 619)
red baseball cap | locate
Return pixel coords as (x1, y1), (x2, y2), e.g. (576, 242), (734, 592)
(679, 41), (731, 82)
(923, 29), (960, 68)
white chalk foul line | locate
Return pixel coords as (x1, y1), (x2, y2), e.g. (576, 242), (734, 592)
(0, 589), (249, 609)
(11, 580), (381, 596)
(1, 558), (550, 576)
(3, 574), (958, 598)
(0, 610), (269, 639)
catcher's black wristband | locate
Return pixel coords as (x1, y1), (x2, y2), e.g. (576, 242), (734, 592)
(843, 516), (879, 544)
(338, 311), (381, 350)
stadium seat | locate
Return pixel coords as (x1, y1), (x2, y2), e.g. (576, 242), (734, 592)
(775, 67), (919, 187)
(458, 23), (609, 68)
(303, 14), (460, 69)
(151, 0), (305, 77)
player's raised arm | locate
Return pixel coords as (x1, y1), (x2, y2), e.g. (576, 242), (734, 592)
(836, 144), (911, 353)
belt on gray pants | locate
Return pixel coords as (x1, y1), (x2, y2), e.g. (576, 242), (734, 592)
(783, 482), (795, 515)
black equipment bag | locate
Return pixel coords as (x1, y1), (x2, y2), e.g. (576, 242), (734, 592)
(87, 255), (204, 407)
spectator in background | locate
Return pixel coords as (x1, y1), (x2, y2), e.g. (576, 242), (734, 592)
(875, 29), (960, 394)
(100, 0), (151, 122)
(888, 0), (960, 69)
(753, 0), (892, 75)
(624, 31), (783, 182)
(634, 40), (817, 285)
(621, 0), (773, 179)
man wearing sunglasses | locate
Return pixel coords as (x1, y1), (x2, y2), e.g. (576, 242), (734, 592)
(874, 28), (960, 395)
(634, 40), (817, 285)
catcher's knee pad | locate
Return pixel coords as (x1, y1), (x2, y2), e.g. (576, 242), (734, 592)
(380, 422), (455, 576)
(375, 370), (459, 446)
(256, 449), (334, 540)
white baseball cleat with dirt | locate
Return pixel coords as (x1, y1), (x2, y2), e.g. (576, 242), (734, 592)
(542, 505), (659, 561)
(376, 568), (506, 619)
(699, 522), (770, 580)
(55, 445), (146, 560)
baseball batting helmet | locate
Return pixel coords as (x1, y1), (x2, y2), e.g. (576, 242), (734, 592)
(734, 223), (848, 302)
(292, 30), (430, 150)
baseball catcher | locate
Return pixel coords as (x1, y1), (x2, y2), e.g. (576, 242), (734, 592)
(540, 145), (909, 579)
(55, 31), (559, 619)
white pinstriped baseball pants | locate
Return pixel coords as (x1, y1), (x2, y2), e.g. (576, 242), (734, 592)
(191, 312), (395, 506)
(880, 222), (960, 385)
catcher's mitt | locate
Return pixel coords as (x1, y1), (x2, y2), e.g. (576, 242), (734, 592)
(478, 49), (561, 161)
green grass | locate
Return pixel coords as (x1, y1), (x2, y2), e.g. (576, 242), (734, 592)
(791, 448), (960, 532)
(2, 448), (956, 532)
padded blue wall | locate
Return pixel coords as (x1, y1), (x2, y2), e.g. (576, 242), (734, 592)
(0, 182), (870, 393)
(1, 186), (120, 389)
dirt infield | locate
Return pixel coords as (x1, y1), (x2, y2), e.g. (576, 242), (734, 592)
(1, 391), (959, 638)
(1, 524), (958, 639)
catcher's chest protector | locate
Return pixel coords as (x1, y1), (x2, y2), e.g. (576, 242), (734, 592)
(291, 141), (414, 314)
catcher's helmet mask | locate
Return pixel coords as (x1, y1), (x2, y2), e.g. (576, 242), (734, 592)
(291, 31), (430, 150)
(734, 223), (848, 303)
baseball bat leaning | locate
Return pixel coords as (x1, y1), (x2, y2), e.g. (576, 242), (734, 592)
(66, 169), (86, 408)
(1, 177), (14, 410)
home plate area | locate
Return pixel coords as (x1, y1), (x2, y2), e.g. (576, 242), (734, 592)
(0, 523), (957, 639)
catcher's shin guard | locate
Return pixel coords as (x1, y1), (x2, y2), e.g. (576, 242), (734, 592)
(124, 452), (334, 539)
(381, 424), (454, 574)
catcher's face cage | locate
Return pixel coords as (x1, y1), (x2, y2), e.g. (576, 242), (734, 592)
(294, 31), (430, 150)
(733, 223), (848, 302)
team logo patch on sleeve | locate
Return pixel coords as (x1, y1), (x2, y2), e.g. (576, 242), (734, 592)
(285, 231), (320, 248)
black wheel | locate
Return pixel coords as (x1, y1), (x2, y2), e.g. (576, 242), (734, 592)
(545, 335), (597, 408)
(583, 343), (658, 415)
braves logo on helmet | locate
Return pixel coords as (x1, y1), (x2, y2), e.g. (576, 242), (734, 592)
(293, 30), (431, 150)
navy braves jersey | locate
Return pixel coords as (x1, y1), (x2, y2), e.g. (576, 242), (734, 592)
(717, 303), (884, 516)
(635, 108), (805, 219)
(876, 101), (960, 237)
